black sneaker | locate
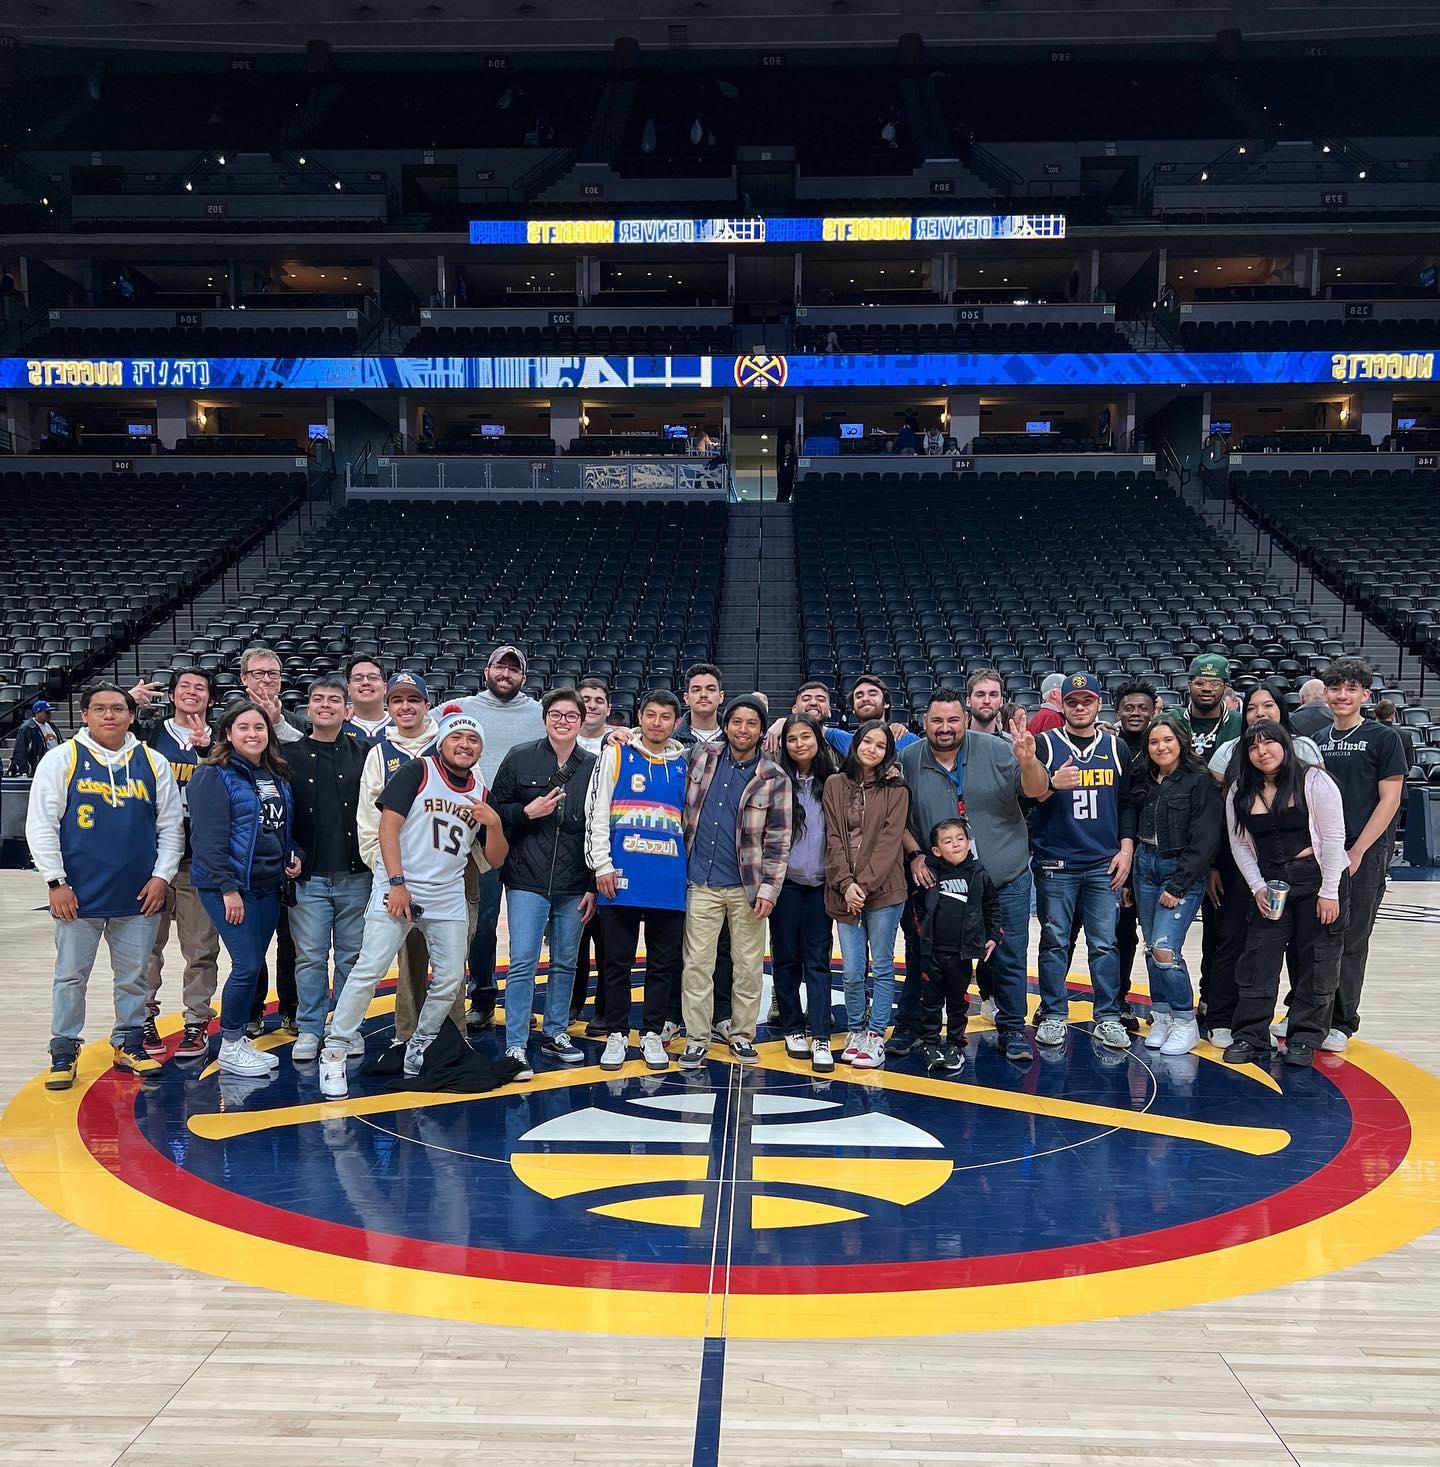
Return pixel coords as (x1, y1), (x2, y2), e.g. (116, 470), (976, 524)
(678, 1041), (708, 1070)
(278, 1011), (299, 1037)
(1223, 1038), (1275, 1066)
(141, 1019), (166, 1057)
(1282, 1041), (1315, 1068)
(729, 1037), (759, 1065)
(244, 1017), (264, 1039)
(584, 1019), (609, 1038)
(465, 1006), (494, 1033)
(885, 1030), (917, 1056)
(919, 1040), (945, 1071)
(1121, 1011), (1142, 1036)
(938, 1042), (965, 1074)
(539, 1033), (585, 1065)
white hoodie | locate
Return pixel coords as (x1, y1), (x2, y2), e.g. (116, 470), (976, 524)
(25, 730), (184, 887)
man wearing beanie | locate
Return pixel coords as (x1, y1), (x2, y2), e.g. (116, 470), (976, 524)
(677, 694), (792, 1070)
(321, 704), (506, 1097)
(460, 645), (545, 1031)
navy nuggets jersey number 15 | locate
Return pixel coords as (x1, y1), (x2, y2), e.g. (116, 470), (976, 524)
(1029, 728), (1127, 868)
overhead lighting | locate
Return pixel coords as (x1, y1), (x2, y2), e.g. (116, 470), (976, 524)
(1238, 146), (1247, 155)
(217, 154), (226, 165)
(1358, 170), (1367, 179)
(1200, 170), (1209, 181)
(334, 180), (342, 190)
(184, 181), (193, 191)
(298, 154), (307, 164)
(1322, 144), (1331, 153)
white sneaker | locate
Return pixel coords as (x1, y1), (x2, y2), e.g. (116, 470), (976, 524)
(1321, 1028), (1349, 1053)
(1144, 1007), (1172, 1050)
(783, 1032), (809, 1060)
(812, 1038), (834, 1073)
(980, 998), (997, 1023)
(851, 1032), (886, 1070)
(243, 1037), (280, 1071)
(506, 1044), (535, 1081)
(1161, 1015), (1201, 1056)
(1035, 1017), (1068, 1047)
(839, 1031), (863, 1064)
(292, 1032), (321, 1062)
(660, 1020), (682, 1046)
(318, 1048), (348, 1098)
(1269, 1017), (1288, 1039)
(600, 1033), (628, 1071)
(1207, 1026), (1234, 1050)
(219, 1037), (274, 1077)
(641, 1032), (670, 1071)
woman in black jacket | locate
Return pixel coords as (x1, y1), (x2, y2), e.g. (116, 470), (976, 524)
(1128, 715), (1222, 1057)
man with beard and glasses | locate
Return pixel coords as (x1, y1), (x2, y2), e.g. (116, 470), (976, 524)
(1175, 654), (1241, 760)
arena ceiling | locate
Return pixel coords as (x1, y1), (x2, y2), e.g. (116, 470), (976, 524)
(6, 0), (1439, 54)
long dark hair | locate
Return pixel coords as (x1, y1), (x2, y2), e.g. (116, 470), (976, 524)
(778, 712), (839, 837)
(1242, 677), (1299, 736)
(204, 699), (291, 781)
(1227, 718), (1304, 836)
(839, 718), (900, 784)
(1134, 713), (1207, 783)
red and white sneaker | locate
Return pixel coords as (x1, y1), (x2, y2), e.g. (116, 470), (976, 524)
(174, 1023), (210, 1060)
(851, 1032), (886, 1070)
(840, 1031), (864, 1065)
(141, 1019), (166, 1057)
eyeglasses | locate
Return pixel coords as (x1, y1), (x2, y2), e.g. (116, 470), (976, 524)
(245, 668), (282, 682)
(1190, 678), (1225, 691)
(546, 709), (582, 723)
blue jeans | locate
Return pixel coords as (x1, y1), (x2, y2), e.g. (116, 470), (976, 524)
(50, 913), (162, 1050)
(1132, 847), (1203, 1014)
(504, 888), (584, 1052)
(769, 880), (834, 1039)
(290, 871), (371, 1037)
(989, 867), (1034, 1037)
(1034, 862), (1122, 1023)
(837, 903), (902, 1033)
(199, 887), (282, 1042)
(468, 866), (502, 1009)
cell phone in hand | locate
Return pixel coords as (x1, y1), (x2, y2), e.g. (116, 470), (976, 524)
(410, 902), (425, 920)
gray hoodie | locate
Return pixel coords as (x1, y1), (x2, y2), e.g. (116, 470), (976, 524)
(459, 688), (545, 787)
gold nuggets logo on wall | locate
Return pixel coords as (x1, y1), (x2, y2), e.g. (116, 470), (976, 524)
(733, 354), (788, 390)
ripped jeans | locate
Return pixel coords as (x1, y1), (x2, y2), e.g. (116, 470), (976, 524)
(1132, 847), (1204, 1014)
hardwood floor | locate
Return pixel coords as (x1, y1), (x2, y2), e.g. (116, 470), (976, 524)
(2, 869), (1437, 1467)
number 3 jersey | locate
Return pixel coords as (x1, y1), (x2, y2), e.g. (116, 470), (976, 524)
(374, 753), (486, 921)
(1029, 727), (1131, 869)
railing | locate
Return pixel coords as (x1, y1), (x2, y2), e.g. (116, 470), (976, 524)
(965, 142), (1023, 194)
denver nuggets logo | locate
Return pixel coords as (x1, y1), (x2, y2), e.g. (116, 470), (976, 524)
(733, 353), (788, 390)
(1070, 674), (1090, 689)
(5, 979), (1440, 1341)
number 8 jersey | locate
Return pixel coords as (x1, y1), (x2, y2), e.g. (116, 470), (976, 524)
(373, 753), (486, 921)
(1029, 727), (1129, 870)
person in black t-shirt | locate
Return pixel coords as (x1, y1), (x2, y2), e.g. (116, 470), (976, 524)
(1313, 658), (1407, 1050)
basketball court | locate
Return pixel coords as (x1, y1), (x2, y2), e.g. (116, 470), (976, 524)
(3, 868), (1438, 1466)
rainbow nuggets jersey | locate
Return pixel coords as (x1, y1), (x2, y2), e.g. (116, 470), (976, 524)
(59, 740), (166, 917)
(374, 753), (484, 921)
(602, 743), (687, 910)
(1029, 727), (1127, 868)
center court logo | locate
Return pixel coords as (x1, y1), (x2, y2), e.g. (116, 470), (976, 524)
(4, 1009), (1440, 1340)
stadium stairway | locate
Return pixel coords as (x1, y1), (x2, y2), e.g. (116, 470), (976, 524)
(122, 494), (339, 688)
(1189, 482), (1430, 707)
(714, 502), (802, 707)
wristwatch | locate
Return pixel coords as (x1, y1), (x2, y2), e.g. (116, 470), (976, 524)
(47, 878), (65, 890)
(388, 873), (407, 887)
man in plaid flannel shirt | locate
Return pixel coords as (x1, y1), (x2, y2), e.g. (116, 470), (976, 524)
(676, 695), (792, 1069)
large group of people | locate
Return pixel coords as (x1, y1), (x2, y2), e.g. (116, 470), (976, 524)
(25, 641), (1406, 1093)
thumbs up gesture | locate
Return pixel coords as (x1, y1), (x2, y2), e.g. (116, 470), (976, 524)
(1050, 757), (1081, 791)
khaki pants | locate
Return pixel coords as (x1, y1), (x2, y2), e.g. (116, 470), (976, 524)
(393, 863), (479, 1042)
(680, 883), (765, 1043)
(145, 857), (221, 1025)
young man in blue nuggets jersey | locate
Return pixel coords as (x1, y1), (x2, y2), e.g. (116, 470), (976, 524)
(1028, 672), (1136, 1050)
(26, 684), (184, 1089)
(584, 689), (689, 1073)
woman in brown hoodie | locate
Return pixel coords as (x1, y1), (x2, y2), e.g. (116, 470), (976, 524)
(822, 719), (911, 1069)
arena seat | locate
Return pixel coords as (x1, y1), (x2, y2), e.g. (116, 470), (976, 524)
(0, 471), (304, 726)
(155, 499), (726, 717)
(1234, 469), (1440, 690)
(792, 472), (1430, 728)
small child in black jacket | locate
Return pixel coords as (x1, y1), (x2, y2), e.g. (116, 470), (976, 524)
(907, 818), (1003, 1073)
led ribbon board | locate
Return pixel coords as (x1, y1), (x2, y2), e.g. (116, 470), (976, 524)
(5, 350), (1435, 392)
(469, 214), (1068, 246)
